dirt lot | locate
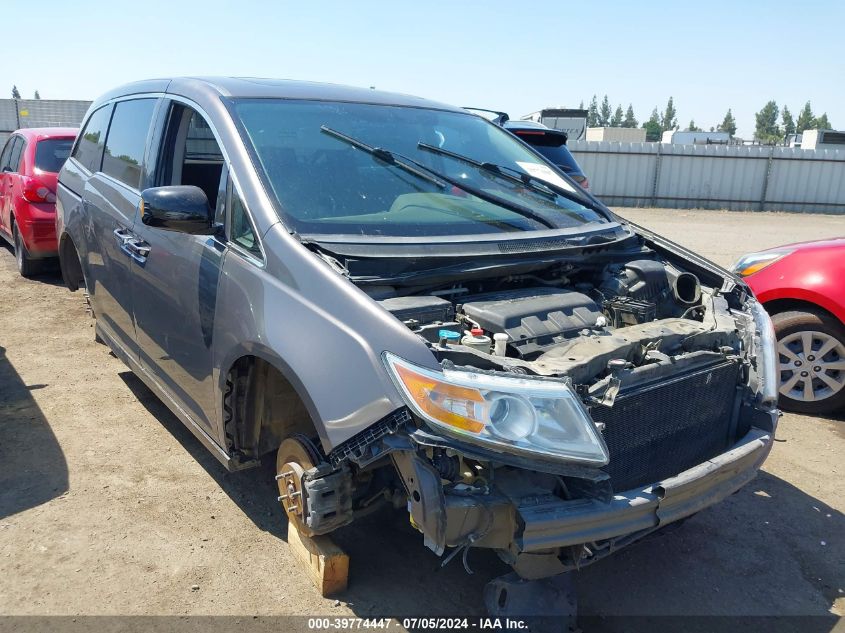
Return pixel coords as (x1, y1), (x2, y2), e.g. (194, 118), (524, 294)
(0, 208), (843, 625)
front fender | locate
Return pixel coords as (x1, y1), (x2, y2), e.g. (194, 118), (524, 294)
(212, 225), (437, 453)
(756, 285), (845, 325)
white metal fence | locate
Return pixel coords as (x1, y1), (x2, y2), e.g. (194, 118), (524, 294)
(0, 98), (92, 146)
(569, 140), (845, 213)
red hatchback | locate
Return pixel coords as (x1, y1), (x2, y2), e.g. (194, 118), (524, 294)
(0, 127), (78, 276)
(732, 238), (845, 414)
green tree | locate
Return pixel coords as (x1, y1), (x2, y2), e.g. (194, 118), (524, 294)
(643, 107), (662, 141)
(610, 105), (624, 127)
(814, 113), (831, 129)
(11, 85), (21, 99)
(717, 108), (737, 136)
(622, 104), (638, 128)
(587, 95), (599, 127)
(687, 120), (702, 132)
(755, 100), (781, 144)
(34, 90), (41, 100)
(781, 106), (795, 136)
(661, 96), (677, 132)
(578, 100), (584, 109)
(599, 95), (611, 127)
(796, 101), (815, 133)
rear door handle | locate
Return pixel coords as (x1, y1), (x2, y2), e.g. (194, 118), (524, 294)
(114, 227), (133, 243)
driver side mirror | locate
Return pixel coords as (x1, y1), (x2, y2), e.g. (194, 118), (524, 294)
(140, 185), (215, 235)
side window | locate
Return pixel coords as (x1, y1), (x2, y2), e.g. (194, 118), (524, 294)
(102, 99), (157, 189)
(0, 137), (14, 171)
(228, 185), (261, 258)
(72, 105), (112, 173)
(7, 137), (25, 173)
(159, 104), (224, 209)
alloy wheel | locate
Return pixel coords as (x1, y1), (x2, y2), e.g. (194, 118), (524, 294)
(778, 330), (845, 402)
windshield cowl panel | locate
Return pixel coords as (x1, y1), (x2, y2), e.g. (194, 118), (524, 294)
(231, 98), (610, 239)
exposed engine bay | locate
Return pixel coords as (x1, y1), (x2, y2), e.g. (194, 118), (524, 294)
(290, 235), (777, 581)
(371, 256), (739, 388)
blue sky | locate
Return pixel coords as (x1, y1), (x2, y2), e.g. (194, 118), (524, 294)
(8, 0), (844, 138)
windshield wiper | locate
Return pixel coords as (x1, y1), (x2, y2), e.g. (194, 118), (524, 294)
(321, 126), (447, 189)
(321, 126), (555, 229)
(418, 142), (579, 201)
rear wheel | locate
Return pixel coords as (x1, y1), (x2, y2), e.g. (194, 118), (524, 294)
(13, 223), (40, 278)
(771, 309), (845, 415)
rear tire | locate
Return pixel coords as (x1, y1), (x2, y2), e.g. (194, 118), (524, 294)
(771, 309), (845, 415)
(13, 223), (40, 278)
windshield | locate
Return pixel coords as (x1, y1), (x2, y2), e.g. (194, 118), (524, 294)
(35, 138), (74, 173)
(233, 99), (608, 237)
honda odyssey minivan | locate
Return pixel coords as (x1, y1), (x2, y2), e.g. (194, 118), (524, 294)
(56, 77), (779, 597)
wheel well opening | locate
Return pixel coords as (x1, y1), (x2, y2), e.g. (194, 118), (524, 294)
(763, 298), (837, 322)
(59, 234), (85, 292)
(224, 356), (317, 462)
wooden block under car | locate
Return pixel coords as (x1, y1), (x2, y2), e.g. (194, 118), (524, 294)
(287, 525), (349, 596)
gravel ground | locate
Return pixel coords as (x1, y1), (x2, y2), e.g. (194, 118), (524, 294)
(0, 208), (842, 626)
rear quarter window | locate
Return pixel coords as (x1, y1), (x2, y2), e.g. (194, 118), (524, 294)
(72, 105), (112, 173)
(35, 138), (74, 173)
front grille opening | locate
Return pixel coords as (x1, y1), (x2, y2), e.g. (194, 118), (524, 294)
(590, 360), (741, 491)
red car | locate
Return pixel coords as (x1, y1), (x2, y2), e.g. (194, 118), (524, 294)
(733, 238), (845, 414)
(0, 127), (78, 276)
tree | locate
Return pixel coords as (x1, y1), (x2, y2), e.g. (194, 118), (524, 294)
(781, 106), (795, 136)
(622, 104), (638, 128)
(643, 107), (662, 141)
(687, 120), (702, 132)
(796, 101), (815, 134)
(814, 113), (831, 130)
(661, 96), (677, 132)
(610, 105), (624, 127)
(599, 95), (612, 127)
(587, 95), (599, 127)
(34, 90), (41, 100)
(717, 108), (737, 136)
(11, 85), (21, 99)
(578, 100), (584, 110)
(755, 100), (781, 144)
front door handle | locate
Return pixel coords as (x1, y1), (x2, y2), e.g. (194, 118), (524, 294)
(114, 228), (150, 264)
(125, 240), (150, 260)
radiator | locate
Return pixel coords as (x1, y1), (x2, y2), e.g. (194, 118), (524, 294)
(590, 360), (742, 491)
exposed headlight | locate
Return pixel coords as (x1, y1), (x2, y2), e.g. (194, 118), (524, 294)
(384, 353), (609, 466)
(731, 248), (793, 277)
(749, 300), (779, 409)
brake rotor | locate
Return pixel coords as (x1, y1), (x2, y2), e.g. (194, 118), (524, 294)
(276, 435), (321, 537)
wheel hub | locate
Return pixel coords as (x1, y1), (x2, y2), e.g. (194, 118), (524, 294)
(275, 435), (321, 536)
(778, 330), (845, 402)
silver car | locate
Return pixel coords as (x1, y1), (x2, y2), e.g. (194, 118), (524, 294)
(56, 77), (779, 598)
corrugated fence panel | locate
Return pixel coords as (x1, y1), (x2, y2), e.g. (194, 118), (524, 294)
(570, 140), (657, 207)
(15, 99), (91, 128)
(570, 141), (845, 213)
(765, 147), (845, 213)
(0, 101), (18, 132)
(0, 99), (91, 133)
(656, 144), (770, 211)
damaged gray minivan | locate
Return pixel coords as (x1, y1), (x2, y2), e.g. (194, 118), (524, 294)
(56, 78), (778, 590)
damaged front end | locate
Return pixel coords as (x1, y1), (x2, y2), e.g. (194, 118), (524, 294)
(305, 237), (779, 581)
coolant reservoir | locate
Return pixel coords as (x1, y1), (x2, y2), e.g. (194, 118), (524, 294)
(461, 328), (492, 353)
